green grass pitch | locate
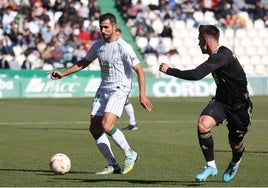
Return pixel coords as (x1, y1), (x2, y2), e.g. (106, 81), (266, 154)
(0, 96), (267, 187)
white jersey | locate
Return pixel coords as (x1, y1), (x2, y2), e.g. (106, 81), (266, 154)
(85, 37), (140, 93)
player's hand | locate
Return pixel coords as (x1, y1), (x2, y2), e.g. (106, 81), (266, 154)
(48, 71), (63, 80)
(140, 96), (153, 112)
(159, 63), (170, 73)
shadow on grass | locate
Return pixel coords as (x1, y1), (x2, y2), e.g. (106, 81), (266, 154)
(215, 149), (268, 154)
(0, 168), (93, 175)
(19, 127), (87, 131)
(62, 177), (221, 187)
(0, 168), (222, 186)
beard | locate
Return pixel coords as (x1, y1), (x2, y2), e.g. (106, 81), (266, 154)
(102, 33), (112, 42)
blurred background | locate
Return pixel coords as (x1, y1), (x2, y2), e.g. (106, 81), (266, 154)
(1, 0), (268, 97)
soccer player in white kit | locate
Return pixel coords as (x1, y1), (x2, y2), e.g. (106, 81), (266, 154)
(49, 13), (153, 175)
(116, 27), (138, 131)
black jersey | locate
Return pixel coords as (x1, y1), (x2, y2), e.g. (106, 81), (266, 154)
(166, 46), (249, 105)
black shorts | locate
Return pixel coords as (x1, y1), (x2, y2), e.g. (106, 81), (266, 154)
(201, 99), (253, 143)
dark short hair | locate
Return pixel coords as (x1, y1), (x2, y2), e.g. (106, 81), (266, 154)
(99, 13), (117, 24)
(116, 28), (121, 33)
(199, 25), (220, 41)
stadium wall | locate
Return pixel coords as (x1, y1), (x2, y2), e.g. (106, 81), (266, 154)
(0, 70), (267, 98)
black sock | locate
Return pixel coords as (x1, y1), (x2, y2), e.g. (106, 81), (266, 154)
(198, 131), (214, 162)
(232, 144), (245, 163)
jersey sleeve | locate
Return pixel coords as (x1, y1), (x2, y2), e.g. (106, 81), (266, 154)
(85, 41), (99, 62)
(120, 39), (140, 67)
(166, 49), (228, 80)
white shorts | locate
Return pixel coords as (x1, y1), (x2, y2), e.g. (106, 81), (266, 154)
(91, 88), (129, 117)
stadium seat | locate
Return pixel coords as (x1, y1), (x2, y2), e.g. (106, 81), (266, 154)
(255, 64), (267, 76)
(42, 63), (54, 71)
(245, 46), (256, 57)
(161, 37), (173, 52)
(177, 46), (189, 56)
(252, 37), (263, 47)
(238, 55), (250, 66)
(135, 36), (148, 51)
(261, 55), (268, 65)
(53, 62), (65, 69)
(144, 53), (158, 66)
(224, 28), (235, 39)
(236, 28), (247, 39)
(184, 38), (196, 48)
(149, 64), (161, 77)
(173, 20), (186, 30)
(172, 37), (183, 49)
(189, 28), (199, 38)
(158, 54), (169, 65)
(12, 45), (23, 56)
(149, 0), (159, 5)
(234, 45), (245, 56)
(141, 0), (151, 6)
(193, 11), (204, 23)
(149, 37), (160, 48)
(186, 19), (195, 29)
(254, 19), (265, 30)
(253, 19), (265, 30)
(243, 64), (256, 76)
(204, 11), (217, 24)
(184, 64), (196, 70)
(257, 47), (267, 56)
(169, 54), (180, 66)
(250, 55), (261, 66)
(220, 37), (229, 47)
(16, 54), (26, 67)
(258, 29), (268, 39)
(172, 28), (180, 38)
(264, 38), (268, 47)
(152, 18), (164, 34)
(180, 56), (193, 67)
(247, 28), (258, 38)
(240, 37), (251, 47)
(192, 55), (205, 66)
(188, 46), (199, 56)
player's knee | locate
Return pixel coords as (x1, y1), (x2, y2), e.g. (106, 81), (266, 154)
(229, 140), (244, 151)
(101, 121), (112, 133)
(232, 145), (241, 151)
(197, 122), (208, 133)
(197, 115), (215, 133)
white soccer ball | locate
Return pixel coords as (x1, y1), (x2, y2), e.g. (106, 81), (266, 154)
(49, 153), (71, 174)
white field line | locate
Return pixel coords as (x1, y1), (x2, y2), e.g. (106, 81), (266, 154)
(0, 120), (195, 125)
(0, 119), (265, 126)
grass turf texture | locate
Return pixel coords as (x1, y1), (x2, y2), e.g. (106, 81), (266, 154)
(0, 96), (267, 187)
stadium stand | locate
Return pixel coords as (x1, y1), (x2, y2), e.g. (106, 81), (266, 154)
(1, 0), (268, 76)
(118, 0), (268, 76)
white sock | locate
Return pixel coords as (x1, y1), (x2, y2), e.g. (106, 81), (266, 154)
(207, 160), (217, 168)
(110, 128), (133, 156)
(96, 133), (118, 166)
(124, 102), (136, 125)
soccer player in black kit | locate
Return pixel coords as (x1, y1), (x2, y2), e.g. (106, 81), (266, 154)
(159, 25), (253, 182)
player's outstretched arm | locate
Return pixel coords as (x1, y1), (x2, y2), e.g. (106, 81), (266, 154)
(49, 58), (91, 80)
(133, 64), (153, 112)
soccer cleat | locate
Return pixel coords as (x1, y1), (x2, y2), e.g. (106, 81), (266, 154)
(195, 165), (218, 181)
(95, 165), (121, 175)
(122, 151), (138, 174)
(122, 124), (138, 131)
(222, 158), (242, 182)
